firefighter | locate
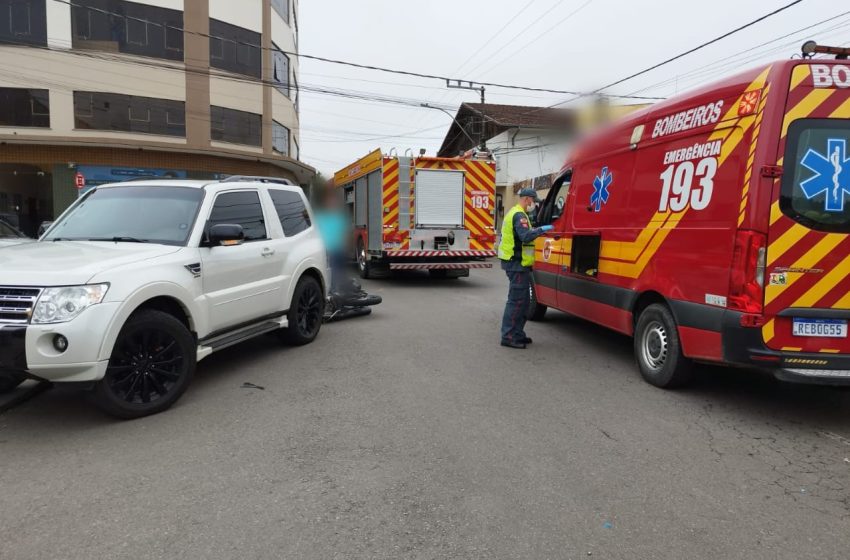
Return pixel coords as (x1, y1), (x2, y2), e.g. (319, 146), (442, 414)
(499, 188), (553, 349)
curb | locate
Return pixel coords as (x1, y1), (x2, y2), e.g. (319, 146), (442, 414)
(0, 380), (51, 415)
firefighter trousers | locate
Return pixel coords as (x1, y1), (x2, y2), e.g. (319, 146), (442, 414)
(500, 263), (530, 344)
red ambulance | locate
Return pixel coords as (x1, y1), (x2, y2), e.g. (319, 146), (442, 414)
(530, 45), (850, 388)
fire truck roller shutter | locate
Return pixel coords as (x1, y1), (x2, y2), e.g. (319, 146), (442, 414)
(355, 176), (367, 227)
(415, 169), (465, 228)
(367, 170), (383, 252)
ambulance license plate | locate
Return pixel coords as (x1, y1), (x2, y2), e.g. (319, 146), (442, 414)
(792, 318), (847, 338)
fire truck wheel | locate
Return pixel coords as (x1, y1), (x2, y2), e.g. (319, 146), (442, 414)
(356, 239), (371, 279)
(527, 280), (547, 321)
(634, 304), (693, 388)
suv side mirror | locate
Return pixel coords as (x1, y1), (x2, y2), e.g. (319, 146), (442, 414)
(208, 224), (244, 246)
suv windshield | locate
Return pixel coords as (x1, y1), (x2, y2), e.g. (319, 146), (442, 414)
(44, 186), (205, 245)
(781, 119), (850, 232)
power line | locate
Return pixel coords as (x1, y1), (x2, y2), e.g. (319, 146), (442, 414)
(474, 0), (596, 79)
(522, 0), (808, 115)
(47, 0), (661, 100)
(624, 9), (850, 97)
(593, 0), (807, 95)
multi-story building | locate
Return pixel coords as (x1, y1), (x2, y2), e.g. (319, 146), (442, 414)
(0, 0), (310, 236)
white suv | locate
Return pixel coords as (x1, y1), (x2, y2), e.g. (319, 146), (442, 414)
(0, 177), (328, 418)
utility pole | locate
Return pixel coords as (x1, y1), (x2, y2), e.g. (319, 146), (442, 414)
(445, 80), (487, 150)
(446, 80), (485, 103)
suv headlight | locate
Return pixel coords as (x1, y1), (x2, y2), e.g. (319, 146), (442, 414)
(32, 284), (109, 324)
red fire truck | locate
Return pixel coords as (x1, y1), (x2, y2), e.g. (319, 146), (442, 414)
(529, 44), (850, 387)
(333, 149), (497, 278)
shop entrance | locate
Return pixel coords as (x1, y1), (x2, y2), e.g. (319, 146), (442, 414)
(0, 164), (53, 238)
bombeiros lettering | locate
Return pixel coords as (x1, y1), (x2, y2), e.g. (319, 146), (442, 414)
(651, 100), (724, 138)
(811, 64), (850, 88)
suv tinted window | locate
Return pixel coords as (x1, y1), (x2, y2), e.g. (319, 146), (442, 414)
(208, 191), (267, 241)
(269, 189), (310, 236)
(782, 119), (850, 233)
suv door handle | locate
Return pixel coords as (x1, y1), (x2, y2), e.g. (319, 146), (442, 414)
(261, 247), (275, 257)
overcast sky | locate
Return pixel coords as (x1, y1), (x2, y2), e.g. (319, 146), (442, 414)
(297, 0), (847, 175)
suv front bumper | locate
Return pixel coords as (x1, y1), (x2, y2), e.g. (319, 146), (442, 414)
(0, 302), (120, 383)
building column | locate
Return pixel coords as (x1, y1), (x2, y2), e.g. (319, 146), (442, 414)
(261, 0), (273, 155)
(184, 0), (211, 149)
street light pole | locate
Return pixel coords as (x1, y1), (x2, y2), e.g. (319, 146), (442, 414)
(421, 103), (482, 153)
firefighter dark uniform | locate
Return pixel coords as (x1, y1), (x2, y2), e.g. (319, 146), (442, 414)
(499, 189), (550, 349)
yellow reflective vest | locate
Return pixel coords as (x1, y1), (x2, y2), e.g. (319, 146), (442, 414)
(499, 204), (535, 267)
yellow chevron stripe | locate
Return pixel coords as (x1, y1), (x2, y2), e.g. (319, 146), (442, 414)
(770, 200), (782, 225)
(465, 172), (490, 193)
(765, 233), (845, 305)
(767, 224), (808, 265)
(599, 213), (686, 278)
(822, 348), (841, 354)
(782, 89), (835, 137)
(829, 286), (850, 309)
(830, 97), (850, 118)
(789, 65), (811, 91)
(791, 252), (850, 308)
(763, 319), (775, 343)
(464, 208), (490, 233)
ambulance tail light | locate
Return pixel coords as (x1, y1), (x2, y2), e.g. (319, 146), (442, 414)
(728, 230), (767, 314)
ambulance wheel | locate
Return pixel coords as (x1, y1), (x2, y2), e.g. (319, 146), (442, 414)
(634, 304), (693, 388)
(356, 239), (371, 279)
(527, 279), (547, 321)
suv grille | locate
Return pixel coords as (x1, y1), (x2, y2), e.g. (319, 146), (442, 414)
(0, 287), (41, 324)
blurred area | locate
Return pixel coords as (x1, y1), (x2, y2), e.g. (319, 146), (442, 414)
(434, 100), (648, 229)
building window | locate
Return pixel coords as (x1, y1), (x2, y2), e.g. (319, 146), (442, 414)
(0, 88), (49, 127)
(271, 0), (289, 23)
(272, 121), (289, 155)
(209, 19), (261, 78)
(73, 91), (185, 137)
(210, 105), (262, 147)
(269, 189), (310, 237)
(272, 43), (289, 97)
(0, 0), (47, 46)
(71, 0), (183, 62)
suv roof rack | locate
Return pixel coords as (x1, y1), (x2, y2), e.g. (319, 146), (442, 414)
(220, 175), (295, 185)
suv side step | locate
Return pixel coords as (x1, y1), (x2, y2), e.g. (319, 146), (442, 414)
(197, 317), (288, 358)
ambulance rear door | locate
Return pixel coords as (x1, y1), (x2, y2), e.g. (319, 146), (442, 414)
(764, 61), (850, 353)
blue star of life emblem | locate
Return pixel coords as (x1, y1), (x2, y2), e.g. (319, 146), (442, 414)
(590, 166), (612, 212)
(799, 138), (850, 213)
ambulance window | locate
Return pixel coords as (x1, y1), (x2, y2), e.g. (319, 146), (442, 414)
(538, 171), (571, 225)
(781, 119), (850, 232)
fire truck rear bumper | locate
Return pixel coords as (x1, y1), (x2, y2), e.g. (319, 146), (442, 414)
(720, 311), (850, 386)
(389, 262), (493, 270)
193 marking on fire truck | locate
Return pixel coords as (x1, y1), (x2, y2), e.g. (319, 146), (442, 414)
(800, 138), (850, 212)
(470, 190), (490, 209)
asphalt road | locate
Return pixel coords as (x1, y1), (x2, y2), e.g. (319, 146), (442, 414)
(2, 267), (850, 560)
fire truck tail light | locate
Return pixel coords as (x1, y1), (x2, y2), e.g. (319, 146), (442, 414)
(728, 230), (767, 314)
